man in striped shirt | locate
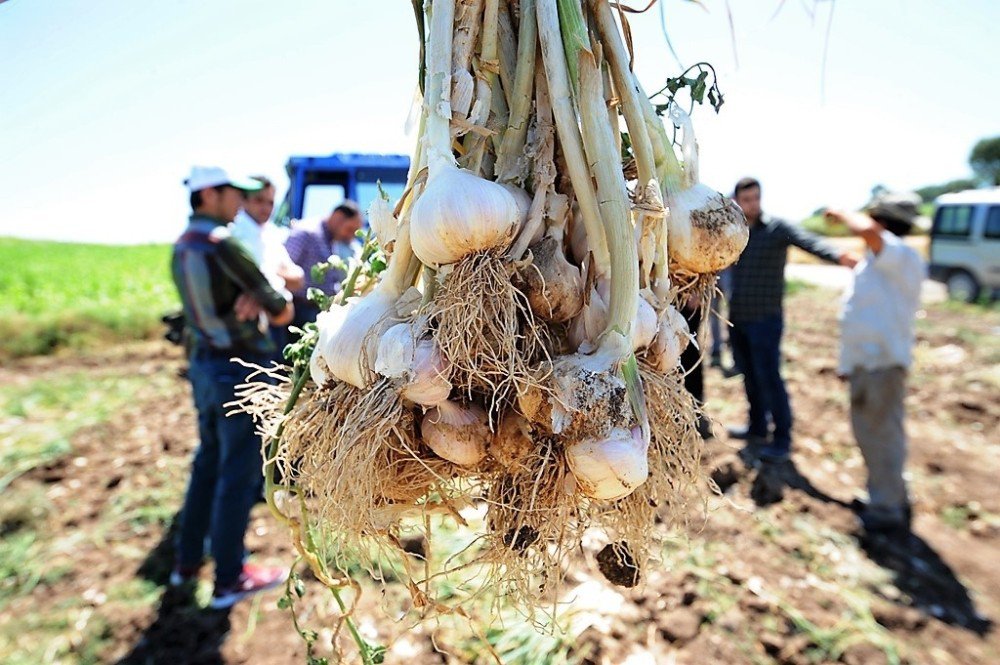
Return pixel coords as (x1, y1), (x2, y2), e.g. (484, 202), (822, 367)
(170, 166), (292, 609)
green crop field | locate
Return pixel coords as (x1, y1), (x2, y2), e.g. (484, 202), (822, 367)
(0, 238), (178, 359)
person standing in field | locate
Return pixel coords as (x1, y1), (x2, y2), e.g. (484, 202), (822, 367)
(284, 201), (363, 331)
(825, 194), (926, 533)
(727, 177), (858, 463)
(230, 175), (305, 354)
(170, 166), (292, 609)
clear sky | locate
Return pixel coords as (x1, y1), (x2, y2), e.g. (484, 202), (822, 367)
(1, 0), (997, 244)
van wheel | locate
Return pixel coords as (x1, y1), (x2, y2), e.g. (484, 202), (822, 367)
(946, 270), (980, 302)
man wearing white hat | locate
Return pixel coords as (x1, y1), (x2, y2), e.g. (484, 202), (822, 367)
(170, 166), (291, 609)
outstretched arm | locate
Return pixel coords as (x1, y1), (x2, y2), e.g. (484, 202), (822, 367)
(782, 219), (857, 267)
(824, 209), (884, 255)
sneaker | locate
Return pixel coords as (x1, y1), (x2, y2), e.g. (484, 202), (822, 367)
(858, 506), (911, 534)
(169, 565), (201, 587)
(726, 425), (767, 441)
(209, 563), (289, 610)
(757, 445), (790, 464)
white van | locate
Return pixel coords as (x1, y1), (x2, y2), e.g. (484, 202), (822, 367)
(929, 188), (1000, 301)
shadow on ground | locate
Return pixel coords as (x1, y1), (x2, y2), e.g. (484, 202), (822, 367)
(117, 513), (233, 665)
(860, 529), (994, 636)
(740, 455), (993, 637)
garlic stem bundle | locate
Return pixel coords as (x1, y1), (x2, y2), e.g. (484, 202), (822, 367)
(421, 400), (489, 467)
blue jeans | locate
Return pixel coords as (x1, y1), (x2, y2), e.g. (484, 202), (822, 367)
(730, 315), (792, 450)
(176, 351), (268, 587)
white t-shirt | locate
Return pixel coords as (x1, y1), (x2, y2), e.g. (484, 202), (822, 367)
(839, 231), (926, 374)
(231, 211), (296, 296)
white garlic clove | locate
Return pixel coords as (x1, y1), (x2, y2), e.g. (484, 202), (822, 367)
(647, 305), (691, 372)
(633, 295), (658, 350)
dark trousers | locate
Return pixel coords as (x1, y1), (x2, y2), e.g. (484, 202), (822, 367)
(680, 305), (703, 404)
(730, 315), (792, 449)
(176, 351), (268, 587)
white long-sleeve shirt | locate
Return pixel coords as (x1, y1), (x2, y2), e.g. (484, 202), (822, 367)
(230, 211), (297, 296)
(839, 231), (926, 374)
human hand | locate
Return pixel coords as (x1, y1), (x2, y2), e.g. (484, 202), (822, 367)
(826, 209), (876, 236)
(234, 294), (263, 321)
(838, 252), (860, 269)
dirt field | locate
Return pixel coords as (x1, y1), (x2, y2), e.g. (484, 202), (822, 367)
(1, 285), (997, 664)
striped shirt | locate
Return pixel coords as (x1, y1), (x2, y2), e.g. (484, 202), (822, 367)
(729, 215), (843, 323)
(284, 219), (359, 299)
(172, 215), (289, 354)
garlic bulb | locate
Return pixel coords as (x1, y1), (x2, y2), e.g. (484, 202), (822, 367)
(375, 322), (452, 407)
(518, 341), (633, 441)
(567, 426), (649, 501)
(647, 305), (692, 372)
(633, 294), (658, 350)
(316, 290), (398, 389)
(568, 283), (657, 353)
(421, 401), (489, 467)
(367, 195), (397, 256)
(521, 236), (584, 323)
(664, 104), (748, 274)
(667, 184), (748, 274)
(503, 184), (533, 227)
(490, 411), (534, 469)
(309, 306), (349, 386)
(568, 283), (609, 352)
(411, 168), (522, 266)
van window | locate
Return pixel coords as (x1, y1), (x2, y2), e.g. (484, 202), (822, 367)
(985, 206), (1000, 240)
(933, 205), (974, 239)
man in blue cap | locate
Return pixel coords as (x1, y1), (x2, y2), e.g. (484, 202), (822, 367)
(170, 166), (292, 609)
